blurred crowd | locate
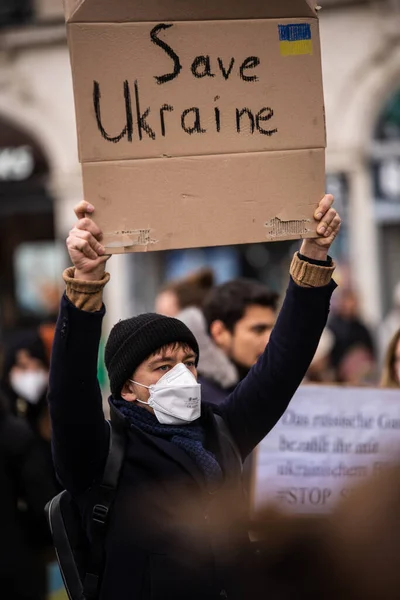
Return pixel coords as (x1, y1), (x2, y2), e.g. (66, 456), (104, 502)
(1, 261), (400, 599)
(0, 324), (58, 599)
(155, 264), (400, 390)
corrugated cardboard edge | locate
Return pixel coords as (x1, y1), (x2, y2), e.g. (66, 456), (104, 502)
(104, 221), (317, 254)
(264, 216), (314, 240)
(105, 228), (159, 250)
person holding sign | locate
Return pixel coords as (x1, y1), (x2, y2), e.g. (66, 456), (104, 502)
(48, 195), (340, 600)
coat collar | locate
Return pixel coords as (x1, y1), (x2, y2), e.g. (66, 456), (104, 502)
(109, 399), (226, 492)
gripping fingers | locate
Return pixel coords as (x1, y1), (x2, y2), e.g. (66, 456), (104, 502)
(76, 226), (104, 255)
(320, 217), (341, 245)
(331, 220), (341, 239)
(76, 217), (104, 243)
(317, 208), (338, 236)
(72, 238), (98, 260)
(328, 214), (342, 238)
(68, 229), (104, 259)
(314, 194), (334, 221)
(74, 200), (94, 220)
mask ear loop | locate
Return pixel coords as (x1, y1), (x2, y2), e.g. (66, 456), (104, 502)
(128, 380), (152, 407)
(129, 380), (150, 390)
(130, 381), (173, 416)
(135, 398), (152, 408)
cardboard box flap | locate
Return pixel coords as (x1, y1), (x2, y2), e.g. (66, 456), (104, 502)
(305, 0), (319, 13)
(64, 0), (317, 24)
(63, 0), (85, 22)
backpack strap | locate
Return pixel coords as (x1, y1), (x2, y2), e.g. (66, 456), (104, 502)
(46, 491), (86, 600)
(83, 420), (125, 599)
(214, 414), (242, 472)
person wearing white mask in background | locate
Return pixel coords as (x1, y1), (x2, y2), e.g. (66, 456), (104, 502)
(0, 388), (57, 600)
(0, 333), (58, 600)
(0, 330), (58, 486)
(1, 331), (49, 424)
(48, 195), (340, 600)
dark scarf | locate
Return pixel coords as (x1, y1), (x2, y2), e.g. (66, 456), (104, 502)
(112, 398), (223, 491)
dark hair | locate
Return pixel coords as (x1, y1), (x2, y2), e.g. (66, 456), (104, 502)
(149, 341), (197, 359)
(1, 329), (49, 382)
(203, 279), (279, 332)
(159, 267), (215, 311)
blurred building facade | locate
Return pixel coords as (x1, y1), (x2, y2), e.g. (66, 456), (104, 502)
(0, 0), (399, 336)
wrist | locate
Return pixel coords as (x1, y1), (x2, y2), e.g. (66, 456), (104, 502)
(300, 240), (328, 262)
(74, 266), (106, 282)
(290, 252), (336, 288)
(63, 267), (110, 312)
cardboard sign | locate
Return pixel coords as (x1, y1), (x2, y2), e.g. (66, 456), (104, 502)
(64, 1), (326, 252)
(252, 386), (400, 515)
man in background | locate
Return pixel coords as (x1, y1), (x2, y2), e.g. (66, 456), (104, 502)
(178, 279), (278, 406)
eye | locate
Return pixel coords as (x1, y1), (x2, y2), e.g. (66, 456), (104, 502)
(157, 364), (171, 372)
(252, 326), (269, 335)
(185, 360), (196, 368)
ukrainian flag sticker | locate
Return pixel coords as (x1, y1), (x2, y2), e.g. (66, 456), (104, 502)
(278, 24), (313, 56)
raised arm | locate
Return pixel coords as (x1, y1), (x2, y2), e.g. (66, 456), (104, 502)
(48, 201), (111, 495)
(220, 195), (341, 459)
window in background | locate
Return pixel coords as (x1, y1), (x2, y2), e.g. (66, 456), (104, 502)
(13, 240), (67, 321)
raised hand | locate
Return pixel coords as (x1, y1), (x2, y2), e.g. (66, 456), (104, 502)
(67, 201), (109, 281)
(300, 194), (341, 261)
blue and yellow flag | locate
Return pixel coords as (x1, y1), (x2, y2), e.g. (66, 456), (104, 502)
(278, 24), (313, 56)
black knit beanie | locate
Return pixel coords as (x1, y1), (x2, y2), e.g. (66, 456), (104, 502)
(105, 313), (200, 399)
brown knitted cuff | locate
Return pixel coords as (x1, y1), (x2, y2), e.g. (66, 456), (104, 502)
(63, 267), (110, 312)
(290, 253), (335, 288)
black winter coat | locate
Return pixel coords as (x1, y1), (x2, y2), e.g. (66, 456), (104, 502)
(48, 277), (335, 600)
(0, 405), (57, 600)
(199, 374), (233, 406)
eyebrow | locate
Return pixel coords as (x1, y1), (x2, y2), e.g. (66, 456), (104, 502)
(148, 352), (197, 368)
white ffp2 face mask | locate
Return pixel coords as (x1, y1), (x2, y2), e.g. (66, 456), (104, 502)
(10, 370), (48, 405)
(130, 362), (201, 425)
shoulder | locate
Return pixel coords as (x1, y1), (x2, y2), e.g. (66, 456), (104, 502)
(199, 374), (232, 406)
